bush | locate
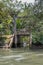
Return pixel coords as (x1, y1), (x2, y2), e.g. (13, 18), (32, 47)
(0, 37), (6, 46)
(32, 31), (43, 45)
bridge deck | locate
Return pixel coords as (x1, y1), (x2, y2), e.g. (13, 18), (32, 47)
(17, 31), (29, 36)
(0, 29), (29, 38)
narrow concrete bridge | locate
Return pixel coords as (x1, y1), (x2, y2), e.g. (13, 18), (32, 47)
(12, 29), (30, 48)
(1, 29), (31, 48)
(17, 29), (30, 36)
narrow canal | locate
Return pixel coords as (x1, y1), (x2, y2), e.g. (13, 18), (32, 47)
(0, 48), (43, 65)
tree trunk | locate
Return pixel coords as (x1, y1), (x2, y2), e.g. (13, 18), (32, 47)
(9, 15), (17, 48)
(8, 36), (14, 48)
(13, 15), (17, 48)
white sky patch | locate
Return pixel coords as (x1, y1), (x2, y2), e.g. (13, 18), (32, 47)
(18, 0), (35, 3)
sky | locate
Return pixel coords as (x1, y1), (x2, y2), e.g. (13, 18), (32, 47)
(18, 0), (35, 3)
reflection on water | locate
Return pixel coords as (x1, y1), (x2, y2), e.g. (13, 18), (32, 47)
(0, 48), (43, 65)
(0, 48), (25, 65)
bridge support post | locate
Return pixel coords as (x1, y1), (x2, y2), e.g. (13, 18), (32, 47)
(29, 33), (32, 48)
(14, 35), (17, 48)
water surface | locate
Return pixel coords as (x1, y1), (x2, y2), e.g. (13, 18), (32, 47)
(0, 48), (43, 65)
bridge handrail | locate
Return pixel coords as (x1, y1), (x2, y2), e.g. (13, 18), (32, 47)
(17, 29), (29, 32)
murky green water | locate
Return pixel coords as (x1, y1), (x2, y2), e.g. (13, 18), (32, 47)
(0, 48), (43, 65)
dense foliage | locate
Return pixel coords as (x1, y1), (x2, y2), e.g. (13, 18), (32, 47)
(0, 0), (43, 45)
